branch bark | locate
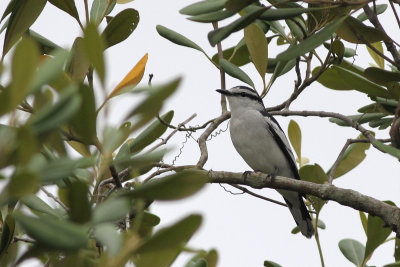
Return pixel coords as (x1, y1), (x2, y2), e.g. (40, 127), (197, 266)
(208, 170), (400, 235)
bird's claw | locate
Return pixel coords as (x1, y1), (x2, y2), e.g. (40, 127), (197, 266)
(268, 166), (279, 180)
(242, 171), (252, 184)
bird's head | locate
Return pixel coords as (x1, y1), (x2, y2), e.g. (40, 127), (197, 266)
(216, 86), (264, 112)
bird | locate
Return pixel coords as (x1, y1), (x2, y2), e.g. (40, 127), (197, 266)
(216, 85), (314, 238)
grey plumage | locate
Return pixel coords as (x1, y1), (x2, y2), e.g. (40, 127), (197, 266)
(217, 86), (314, 238)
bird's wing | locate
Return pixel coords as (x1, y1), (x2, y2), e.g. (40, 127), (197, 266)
(260, 110), (300, 181)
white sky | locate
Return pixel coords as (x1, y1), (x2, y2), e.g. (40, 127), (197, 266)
(1, 0), (400, 266)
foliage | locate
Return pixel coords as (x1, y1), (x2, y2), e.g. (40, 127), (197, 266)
(1, 0), (400, 266)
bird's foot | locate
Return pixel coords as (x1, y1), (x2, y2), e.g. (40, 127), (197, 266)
(268, 166), (279, 180)
(242, 171), (252, 184)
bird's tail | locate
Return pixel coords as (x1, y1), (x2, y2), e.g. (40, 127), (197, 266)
(279, 189), (314, 238)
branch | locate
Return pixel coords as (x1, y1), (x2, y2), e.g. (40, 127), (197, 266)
(197, 112), (230, 167)
(40, 186), (68, 211)
(109, 165), (122, 188)
(149, 113), (197, 152)
(208, 170), (400, 235)
(362, 5), (400, 70)
(212, 22), (227, 113)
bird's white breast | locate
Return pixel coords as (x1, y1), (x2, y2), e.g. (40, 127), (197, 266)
(229, 110), (294, 178)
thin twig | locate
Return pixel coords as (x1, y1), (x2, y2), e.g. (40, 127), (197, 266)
(197, 112), (231, 167)
(149, 114), (197, 152)
(229, 184), (288, 208)
(84, 0), (90, 25)
(157, 116), (216, 132)
(40, 186), (69, 211)
(389, 0), (400, 31)
(363, 5), (400, 69)
(213, 22), (227, 113)
(109, 165), (122, 188)
(328, 138), (352, 183)
(13, 236), (35, 243)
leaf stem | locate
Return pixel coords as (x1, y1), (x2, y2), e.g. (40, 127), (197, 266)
(314, 213), (325, 267)
(213, 22), (227, 113)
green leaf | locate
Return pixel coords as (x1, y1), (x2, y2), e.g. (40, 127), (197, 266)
(69, 84), (97, 144)
(83, 23), (105, 83)
(336, 16), (390, 44)
(363, 214), (392, 265)
(244, 23), (268, 82)
(220, 58), (254, 88)
(2, 0), (47, 56)
(93, 223), (121, 256)
(21, 194), (61, 218)
(291, 218), (326, 234)
(28, 30), (61, 54)
(138, 212), (161, 237)
(299, 164), (327, 213)
(0, 215), (15, 256)
(123, 170), (208, 201)
(264, 260), (283, 267)
(180, 0), (226, 16)
(364, 67), (400, 85)
(68, 37), (90, 82)
(373, 140), (400, 159)
(14, 213), (88, 250)
(31, 48), (71, 94)
(102, 8), (139, 49)
(208, 6), (268, 47)
(288, 120), (301, 163)
(359, 211), (368, 235)
(125, 78), (180, 132)
(188, 10), (235, 23)
(30, 85), (81, 135)
(313, 65), (389, 98)
(67, 181), (91, 224)
(276, 16), (346, 61)
(90, 0), (107, 24)
(10, 37), (39, 111)
(395, 238), (400, 262)
(37, 157), (93, 183)
(327, 134), (371, 179)
(156, 25), (203, 52)
(329, 113), (386, 127)
(1, 0), (16, 23)
(211, 40), (251, 66)
(129, 110), (174, 154)
(91, 198), (130, 225)
(48, 0), (80, 22)
(357, 4), (388, 22)
(134, 214), (202, 267)
(367, 42), (384, 69)
(339, 239), (365, 267)
(258, 7), (311, 21)
(225, 0), (257, 12)
(384, 263), (400, 267)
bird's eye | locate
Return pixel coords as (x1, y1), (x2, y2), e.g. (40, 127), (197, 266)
(240, 92), (246, 97)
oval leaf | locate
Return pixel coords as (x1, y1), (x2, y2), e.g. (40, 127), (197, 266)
(157, 25), (203, 52)
(102, 8), (139, 48)
(276, 16), (346, 61)
(123, 170), (208, 200)
(244, 23), (268, 81)
(364, 67), (400, 85)
(180, 0), (226, 16)
(220, 58), (254, 88)
(14, 213), (88, 250)
(2, 0), (47, 56)
(339, 239), (365, 266)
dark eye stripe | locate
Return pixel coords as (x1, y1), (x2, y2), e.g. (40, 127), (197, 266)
(232, 92), (264, 106)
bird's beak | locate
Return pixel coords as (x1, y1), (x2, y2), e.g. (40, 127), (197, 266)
(216, 89), (231, 95)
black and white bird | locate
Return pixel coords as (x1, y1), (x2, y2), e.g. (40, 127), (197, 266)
(217, 86), (314, 238)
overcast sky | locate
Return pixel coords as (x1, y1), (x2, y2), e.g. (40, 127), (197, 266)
(2, 1), (400, 266)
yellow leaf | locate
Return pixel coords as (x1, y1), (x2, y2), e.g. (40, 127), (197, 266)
(109, 53), (148, 99)
(367, 42), (384, 69)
